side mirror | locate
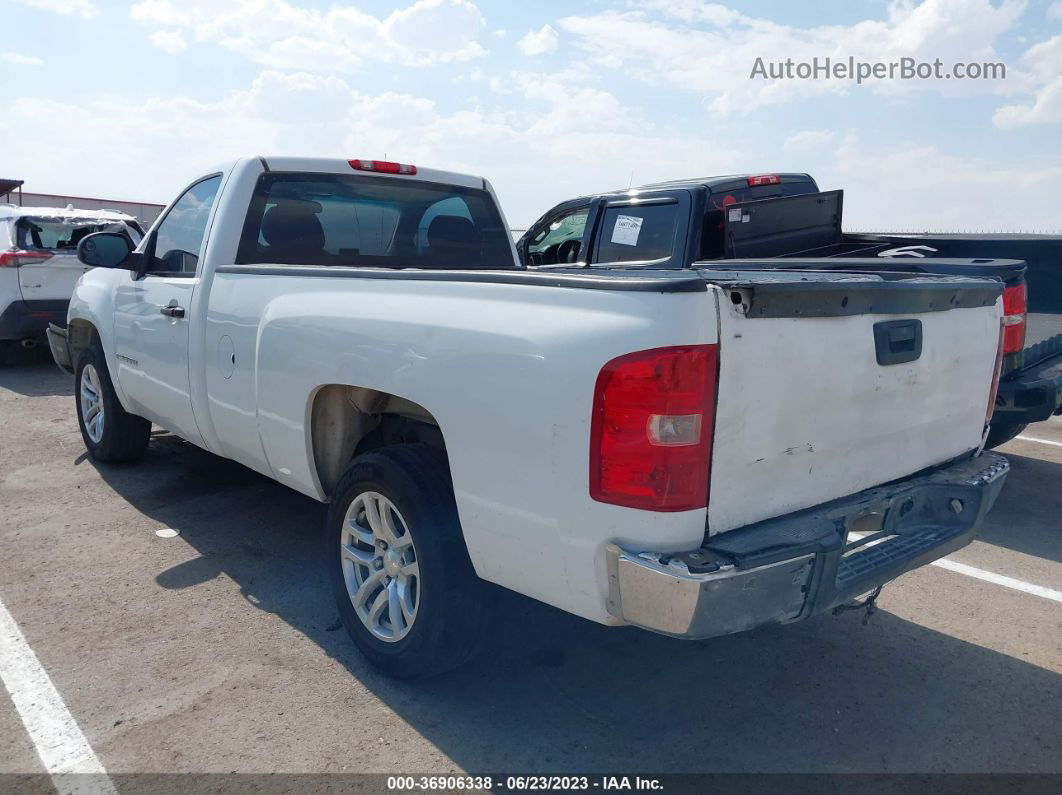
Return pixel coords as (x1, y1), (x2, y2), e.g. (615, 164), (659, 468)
(77, 232), (135, 269)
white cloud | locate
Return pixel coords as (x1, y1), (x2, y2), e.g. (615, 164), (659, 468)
(6, 63), (1061, 233)
(518, 24), (559, 56)
(130, 0), (487, 69)
(149, 29), (187, 54)
(818, 133), (1062, 232)
(12, 0), (98, 18)
(0, 51), (44, 66)
(558, 0), (1023, 115)
(0, 68), (742, 227)
(783, 130), (835, 151)
(993, 35), (1062, 126)
(993, 77), (1062, 126)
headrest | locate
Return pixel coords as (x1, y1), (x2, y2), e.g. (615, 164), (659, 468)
(261, 202), (325, 252)
(427, 215), (476, 247)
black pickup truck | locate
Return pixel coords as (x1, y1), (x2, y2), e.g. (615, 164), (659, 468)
(518, 173), (1062, 447)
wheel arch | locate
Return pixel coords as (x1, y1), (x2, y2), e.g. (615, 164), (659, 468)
(67, 318), (99, 364)
(308, 384), (449, 496)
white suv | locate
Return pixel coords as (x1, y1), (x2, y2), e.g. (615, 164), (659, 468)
(1, 204), (142, 361)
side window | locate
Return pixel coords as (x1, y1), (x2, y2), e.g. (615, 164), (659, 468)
(527, 206), (589, 265)
(594, 203), (679, 264)
(148, 175), (222, 274)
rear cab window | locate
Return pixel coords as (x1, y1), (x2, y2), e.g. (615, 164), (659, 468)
(236, 172), (514, 269)
(700, 176), (819, 259)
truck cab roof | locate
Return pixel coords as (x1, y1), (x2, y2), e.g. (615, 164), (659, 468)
(250, 156), (490, 191)
(566, 173), (819, 203)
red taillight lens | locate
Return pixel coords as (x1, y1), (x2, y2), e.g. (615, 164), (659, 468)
(0, 250), (50, 267)
(590, 345), (717, 511)
(1001, 283), (1027, 355)
(348, 159), (417, 175)
(986, 322), (1005, 424)
(747, 174), (781, 186)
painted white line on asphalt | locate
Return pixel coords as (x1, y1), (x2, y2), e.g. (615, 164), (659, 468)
(847, 532), (1062, 604)
(1015, 434), (1062, 448)
(0, 596), (116, 794)
(930, 558), (1062, 603)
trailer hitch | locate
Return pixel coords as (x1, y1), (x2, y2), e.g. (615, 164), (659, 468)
(832, 585), (884, 626)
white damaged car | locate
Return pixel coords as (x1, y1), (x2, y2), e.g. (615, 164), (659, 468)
(0, 204), (142, 362)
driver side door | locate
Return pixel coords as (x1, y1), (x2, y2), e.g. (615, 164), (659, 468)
(112, 175), (222, 446)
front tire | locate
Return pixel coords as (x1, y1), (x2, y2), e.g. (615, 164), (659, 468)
(75, 346), (151, 463)
(326, 444), (491, 678)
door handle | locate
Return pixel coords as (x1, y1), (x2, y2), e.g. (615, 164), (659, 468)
(873, 319), (922, 366)
(160, 301), (185, 319)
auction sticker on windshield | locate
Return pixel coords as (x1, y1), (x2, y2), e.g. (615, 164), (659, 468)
(611, 215), (643, 246)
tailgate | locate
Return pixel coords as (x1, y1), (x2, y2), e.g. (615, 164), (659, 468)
(702, 269), (1003, 535)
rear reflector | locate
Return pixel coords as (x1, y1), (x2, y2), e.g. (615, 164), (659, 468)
(0, 250), (51, 268)
(747, 174), (781, 186)
(1001, 283), (1027, 355)
(348, 159), (417, 175)
(590, 345), (717, 512)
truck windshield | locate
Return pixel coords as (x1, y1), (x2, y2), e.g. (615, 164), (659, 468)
(236, 172), (514, 269)
(16, 217), (142, 253)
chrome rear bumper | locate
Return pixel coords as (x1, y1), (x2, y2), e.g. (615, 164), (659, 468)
(605, 452), (1009, 639)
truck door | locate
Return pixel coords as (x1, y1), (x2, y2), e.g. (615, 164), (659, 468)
(112, 175), (222, 446)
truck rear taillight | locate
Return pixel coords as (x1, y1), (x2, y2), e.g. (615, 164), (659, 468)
(0, 250), (50, 268)
(1001, 283), (1027, 355)
(348, 159), (417, 175)
(747, 174), (781, 186)
(590, 345), (717, 512)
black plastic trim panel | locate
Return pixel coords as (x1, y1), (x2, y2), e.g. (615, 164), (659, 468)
(697, 267), (1002, 318)
(215, 264), (708, 292)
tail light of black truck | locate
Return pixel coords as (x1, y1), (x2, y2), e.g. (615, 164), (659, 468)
(1002, 283), (1027, 356)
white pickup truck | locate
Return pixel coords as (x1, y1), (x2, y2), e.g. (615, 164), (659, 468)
(49, 156), (1010, 678)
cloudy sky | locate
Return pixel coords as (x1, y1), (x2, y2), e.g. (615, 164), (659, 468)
(1, 0), (1060, 230)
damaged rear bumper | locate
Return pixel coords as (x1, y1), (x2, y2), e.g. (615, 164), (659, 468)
(994, 347), (1062, 425)
(605, 452), (1009, 639)
(46, 323), (74, 375)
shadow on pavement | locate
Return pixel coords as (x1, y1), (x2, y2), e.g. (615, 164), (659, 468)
(89, 435), (1062, 774)
(0, 358), (72, 398)
(977, 451), (1062, 565)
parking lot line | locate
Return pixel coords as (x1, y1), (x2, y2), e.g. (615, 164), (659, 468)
(0, 596), (115, 794)
(930, 558), (1062, 603)
(848, 531), (1062, 604)
(1016, 434), (1062, 448)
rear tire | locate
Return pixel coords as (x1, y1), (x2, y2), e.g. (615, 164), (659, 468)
(985, 421), (1026, 449)
(326, 444), (492, 678)
(75, 345), (151, 463)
